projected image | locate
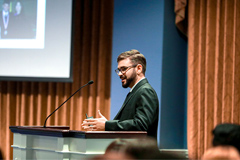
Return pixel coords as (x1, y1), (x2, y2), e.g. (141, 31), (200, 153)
(0, 0), (45, 48)
(0, 0), (73, 82)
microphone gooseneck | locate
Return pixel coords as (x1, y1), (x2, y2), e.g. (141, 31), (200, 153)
(43, 80), (94, 128)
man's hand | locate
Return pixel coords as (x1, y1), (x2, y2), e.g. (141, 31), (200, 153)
(82, 110), (107, 131)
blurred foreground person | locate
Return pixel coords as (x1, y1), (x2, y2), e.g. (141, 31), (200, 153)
(105, 139), (131, 153)
(212, 123), (240, 152)
(121, 138), (161, 159)
(202, 146), (240, 160)
(91, 151), (135, 160)
(104, 137), (178, 159)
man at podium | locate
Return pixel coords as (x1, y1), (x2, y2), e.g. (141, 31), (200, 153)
(82, 49), (159, 139)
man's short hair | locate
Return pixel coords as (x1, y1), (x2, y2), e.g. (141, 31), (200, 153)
(117, 49), (146, 75)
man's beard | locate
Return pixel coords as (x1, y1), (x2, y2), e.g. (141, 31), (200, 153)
(121, 71), (136, 88)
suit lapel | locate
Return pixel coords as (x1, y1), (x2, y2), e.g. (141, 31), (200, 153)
(113, 79), (148, 119)
(122, 91), (133, 107)
(113, 91), (132, 119)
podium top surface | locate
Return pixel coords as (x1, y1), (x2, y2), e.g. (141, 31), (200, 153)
(9, 126), (147, 139)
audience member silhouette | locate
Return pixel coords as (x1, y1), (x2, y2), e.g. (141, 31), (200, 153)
(121, 138), (161, 159)
(202, 145), (240, 160)
(103, 137), (179, 159)
(105, 139), (131, 153)
(212, 123), (240, 152)
(91, 152), (135, 160)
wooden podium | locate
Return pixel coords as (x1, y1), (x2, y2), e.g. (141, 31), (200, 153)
(9, 126), (147, 160)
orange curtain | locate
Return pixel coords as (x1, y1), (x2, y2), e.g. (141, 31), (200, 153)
(0, 0), (114, 159)
(188, 0), (240, 159)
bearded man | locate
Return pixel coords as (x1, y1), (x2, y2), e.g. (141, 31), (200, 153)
(82, 49), (159, 139)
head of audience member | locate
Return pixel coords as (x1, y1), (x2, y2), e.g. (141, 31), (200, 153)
(202, 146), (240, 160)
(212, 123), (240, 152)
(120, 137), (161, 159)
(105, 139), (131, 153)
(103, 137), (178, 159)
(91, 152), (135, 160)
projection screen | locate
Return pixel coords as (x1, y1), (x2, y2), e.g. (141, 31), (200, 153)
(0, 0), (74, 82)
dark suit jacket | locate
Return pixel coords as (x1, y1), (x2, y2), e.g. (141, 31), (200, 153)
(105, 78), (159, 139)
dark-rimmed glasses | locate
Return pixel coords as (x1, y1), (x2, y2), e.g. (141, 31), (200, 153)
(115, 64), (137, 75)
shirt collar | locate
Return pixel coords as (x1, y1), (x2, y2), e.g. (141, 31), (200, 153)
(130, 77), (146, 92)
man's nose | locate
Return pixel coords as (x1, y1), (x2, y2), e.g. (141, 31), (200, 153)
(118, 72), (123, 76)
(119, 74), (125, 79)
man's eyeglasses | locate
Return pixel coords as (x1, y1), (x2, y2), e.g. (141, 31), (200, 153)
(115, 64), (137, 75)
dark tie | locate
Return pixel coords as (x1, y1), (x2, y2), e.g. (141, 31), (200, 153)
(113, 92), (132, 119)
(122, 92), (131, 105)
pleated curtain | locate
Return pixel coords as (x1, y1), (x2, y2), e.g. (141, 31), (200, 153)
(187, 0), (240, 159)
(0, 0), (114, 159)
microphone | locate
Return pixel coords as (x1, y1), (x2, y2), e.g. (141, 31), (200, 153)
(43, 80), (94, 128)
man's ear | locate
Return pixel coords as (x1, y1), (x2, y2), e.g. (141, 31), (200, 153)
(136, 64), (143, 74)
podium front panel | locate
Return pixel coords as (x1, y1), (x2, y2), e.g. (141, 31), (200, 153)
(10, 126), (147, 160)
